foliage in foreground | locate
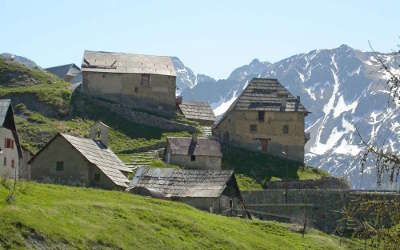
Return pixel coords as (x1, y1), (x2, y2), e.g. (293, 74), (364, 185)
(0, 180), (359, 249)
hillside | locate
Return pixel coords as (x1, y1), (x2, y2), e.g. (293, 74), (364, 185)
(0, 180), (359, 249)
(0, 57), (329, 189)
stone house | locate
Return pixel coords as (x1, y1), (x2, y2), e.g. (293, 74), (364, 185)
(29, 122), (130, 190)
(46, 63), (82, 85)
(81, 50), (176, 116)
(213, 78), (309, 162)
(0, 99), (22, 179)
(165, 135), (222, 170)
(128, 167), (250, 217)
(177, 101), (216, 126)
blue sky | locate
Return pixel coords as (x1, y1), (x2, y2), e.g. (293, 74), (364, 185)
(1, 0), (399, 79)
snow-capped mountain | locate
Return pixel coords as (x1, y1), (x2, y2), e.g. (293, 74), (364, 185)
(181, 44), (400, 189)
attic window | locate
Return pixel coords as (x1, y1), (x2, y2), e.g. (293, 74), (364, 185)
(141, 74), (150, 86)
(191, 155), (196, 161)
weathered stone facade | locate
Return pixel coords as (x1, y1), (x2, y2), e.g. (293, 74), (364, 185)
(83, 72), (176, 115)
(214, 110), (306, 162)
(81, 51), (177, 116)
(213, 78), (308, 162)
(165, 137), (222, 170)
(30, 135), (116, 189)
(166, 152), (222, 170)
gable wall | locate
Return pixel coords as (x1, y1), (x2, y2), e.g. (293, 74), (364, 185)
(0, 127), (20, 179)
(214, 110), (305, 162)
(31, 136), (91, 186)
(82, 71), (176, 114)
(166, 147), (221, 169)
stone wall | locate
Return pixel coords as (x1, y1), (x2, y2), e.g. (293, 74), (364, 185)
(72, 91), (197, 133)
(264, 177), (350, 190)
(242, 189), (400, 233)
(213, 110), (306, 162)
(166, 150), (221, 170)
(82, 71), (176, 116)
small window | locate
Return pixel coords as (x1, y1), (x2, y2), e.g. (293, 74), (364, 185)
(229, 199), (233, 209)
(11, 159), (14, 168)
(250, 124), (257, 133)
(94, 173), (101, 181)
(134, 87), (139, 93)
(56, 161), (64, 171)
(140, 74), (150, 86)
(258, 111), (265, 122)
(4, 138), (14, 149)
(191, 155), (196, 161)
(3, 157), (6, 166)
(283, 125), (289, 134)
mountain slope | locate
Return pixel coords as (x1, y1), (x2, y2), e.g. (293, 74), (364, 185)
(181, 45), (400, 189)
(0, 181), (359, 249)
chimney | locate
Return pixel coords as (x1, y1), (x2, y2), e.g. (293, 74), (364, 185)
(89, 121), (110, 148)
(295, 96), (300, 112)
(280, 96), (287, 112)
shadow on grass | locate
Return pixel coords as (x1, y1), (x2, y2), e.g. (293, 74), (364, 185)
(222, 146), (304, 187)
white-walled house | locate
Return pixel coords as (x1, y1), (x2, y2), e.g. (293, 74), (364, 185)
(0, 99), (22, 179)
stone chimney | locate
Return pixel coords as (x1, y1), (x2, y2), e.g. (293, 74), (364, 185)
(295, 96), (300, 112)
(280, 96), (287, 112)
(89, 121), (110, 148)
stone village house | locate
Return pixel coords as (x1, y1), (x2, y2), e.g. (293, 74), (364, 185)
(29, 122), (130, 190)
(0, 99), (22, 179)
(213, 78), (309, 162)
(177, 101), (216, 126)
(128, 166), (250, 217)
(165, 135), (222, 170)
(81, 50), (177, 116)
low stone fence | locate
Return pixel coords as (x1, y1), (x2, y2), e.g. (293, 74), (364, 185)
(264, 177), (350, 190)
(242, 189), (400, 233)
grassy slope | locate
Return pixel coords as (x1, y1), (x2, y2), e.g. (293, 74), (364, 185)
(222, 147), (330, 190)
(0, 181), (359, 250)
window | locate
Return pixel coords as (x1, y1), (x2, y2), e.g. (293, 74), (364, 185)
(283, 125), (289, 134)
(4, 138), (14, 149)
(190, 155), (196, 161)
(250, 124), (257, 133)
(3, 157), (6, 166)
(134, 87), (139, 93)
(11, 159), (14, 168)
(258, 111), (265, 122)
(140, 74), (150, 86)
(94, 173), (101, 181)
(56, 161), (64, 171)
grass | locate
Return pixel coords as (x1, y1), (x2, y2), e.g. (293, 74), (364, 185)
(0, 180), (360, 249)
(222, 146), (330, 190)
(0, 58), (71, 115)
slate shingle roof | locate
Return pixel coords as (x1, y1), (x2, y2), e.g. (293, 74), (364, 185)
(81, 50), (176, 76)
(60, 133), (130, 187)
(128, 167), (234, 198)
(46, 64), (82, 84)
(215, 78), (308, 127)
(167, 137), (222, 157)
(178, 102), (216, 122)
